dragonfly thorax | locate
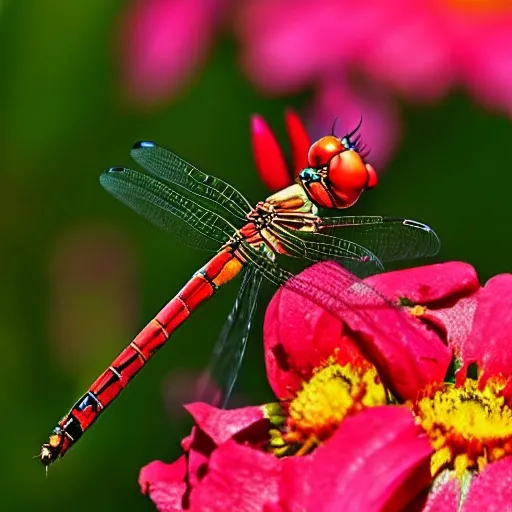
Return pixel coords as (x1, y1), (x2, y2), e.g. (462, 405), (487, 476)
(248, 201), (277, 226)
(265, 184), (317, 216)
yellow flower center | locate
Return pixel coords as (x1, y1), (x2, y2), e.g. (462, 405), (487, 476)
(416, 378), (512, 476)
(408, 305), (427, 317)
(274, 360), (387, 455)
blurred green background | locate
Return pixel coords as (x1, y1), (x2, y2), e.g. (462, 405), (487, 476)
(1, 1), (512, 511)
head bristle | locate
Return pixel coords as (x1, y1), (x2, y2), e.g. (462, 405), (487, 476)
(346, 115), (363, 139)
(331, 117), (339, 136)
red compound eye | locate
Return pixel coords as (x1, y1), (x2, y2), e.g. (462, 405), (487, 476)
(327, 151), (375, 208)
(307, 136), (343, 168)
(365, 163), (378, 189)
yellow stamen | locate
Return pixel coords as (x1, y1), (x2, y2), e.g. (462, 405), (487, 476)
(295, 435), (319, 456)
(416, 377), (512, 476)
(408, 305), (427, 317)
(276, 360), (387, 455)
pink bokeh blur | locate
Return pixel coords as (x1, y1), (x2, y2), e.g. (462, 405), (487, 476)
(118, 0), (512, 165)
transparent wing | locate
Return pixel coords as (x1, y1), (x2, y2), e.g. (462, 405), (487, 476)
(100, 167), (236, 251)
(318, 215), (441, 262)
(198, 266), (263, 407)
(131, 141), (252, 222)
(238, 242), (293, 286)
(268, 223), (385, 278)
(281, 260), (446, 397)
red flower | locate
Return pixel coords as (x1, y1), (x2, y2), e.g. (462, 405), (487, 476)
(284, 262), (512, 461)
(250, 109), (310, 191)
(140, 402), (271, 511)
(265, 261), (470, 402)
(141, 261), (512, 511)
(141, 406), (432, 511)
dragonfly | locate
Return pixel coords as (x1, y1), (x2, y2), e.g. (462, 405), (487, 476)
(40, 125), (440, 467)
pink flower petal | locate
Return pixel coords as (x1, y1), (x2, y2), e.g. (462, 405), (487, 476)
(365, 262), (479, 305)
(281, 407), (432, 511)
(184, 402), (268, 445)
(461, 274), (512, 376)
(422, 473), (461, 512)
(180, 426), (214, 490)
(365, 262), (480, 358)
(250, 114), (291, 191)
(119, 0), (226, 105)
(264, 276), (364, 399)
(426, 296), (478, 358)
(358, 2), (455, 102)
(237, 0), (512, 122)
(189, 441), (281, 512)
(139, 457), (188, 512)
(462, 457), (512, 511)
(281, 262), (452, 401)
(465, 32), (512, 116)
(447, 10), (512, 116)
(236, 1), (385, 94)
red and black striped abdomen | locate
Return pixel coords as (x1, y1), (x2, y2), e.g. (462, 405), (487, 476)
(41, 247), (245, 465)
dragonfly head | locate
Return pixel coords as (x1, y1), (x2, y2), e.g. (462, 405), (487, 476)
(299, 118), (378, 209)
